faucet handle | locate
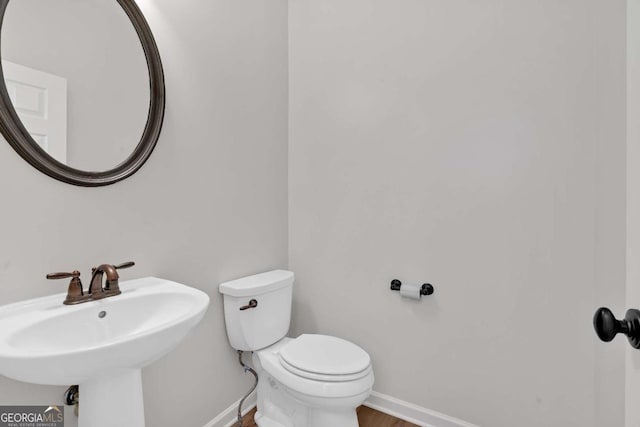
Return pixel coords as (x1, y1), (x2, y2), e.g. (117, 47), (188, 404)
(114, 261), (135, 270)
(89, 262), (134, 276)
(46, 271), (81, 280)
(46, 270), (88, 305)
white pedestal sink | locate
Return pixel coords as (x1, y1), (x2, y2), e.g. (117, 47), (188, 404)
(0, 277), (210, 427)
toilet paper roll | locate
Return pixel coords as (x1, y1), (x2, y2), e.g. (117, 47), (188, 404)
(399, 283), (422, 300)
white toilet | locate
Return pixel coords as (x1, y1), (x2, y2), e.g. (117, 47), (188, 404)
(219, 270), (374, 427)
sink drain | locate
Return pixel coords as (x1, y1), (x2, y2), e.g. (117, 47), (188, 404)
(98, 311), (107, 318)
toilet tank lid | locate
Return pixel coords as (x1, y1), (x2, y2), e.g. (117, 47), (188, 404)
(219, 270), (294, 297)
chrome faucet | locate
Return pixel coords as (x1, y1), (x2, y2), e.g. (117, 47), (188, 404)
(47, 262), (135, 305)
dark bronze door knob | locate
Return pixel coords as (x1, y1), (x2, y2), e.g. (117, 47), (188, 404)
(593, 307), (640, 349)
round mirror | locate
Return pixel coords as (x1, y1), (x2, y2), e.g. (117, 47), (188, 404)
(0, 0), (164, 186)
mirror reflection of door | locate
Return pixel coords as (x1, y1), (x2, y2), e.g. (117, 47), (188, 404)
(2, 61), (67, 164)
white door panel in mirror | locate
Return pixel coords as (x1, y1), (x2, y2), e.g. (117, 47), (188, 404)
(3, 60), (67, 163)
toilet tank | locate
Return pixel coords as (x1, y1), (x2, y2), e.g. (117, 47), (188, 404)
(219, 270), (294, 351)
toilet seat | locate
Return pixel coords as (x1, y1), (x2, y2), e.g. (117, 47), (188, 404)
(279, 357), (372, 382)
(279, 334), (371, 382)
(256, 337), (375, 399)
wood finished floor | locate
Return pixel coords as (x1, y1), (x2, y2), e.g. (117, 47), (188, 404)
(240, 406), (420, 427)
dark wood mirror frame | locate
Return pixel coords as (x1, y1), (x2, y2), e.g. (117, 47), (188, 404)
(0, 0), (165, 186)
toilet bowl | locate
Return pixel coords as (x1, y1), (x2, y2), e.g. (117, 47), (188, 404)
(219, 270), (374, 427)
(253, 336), (374, 427)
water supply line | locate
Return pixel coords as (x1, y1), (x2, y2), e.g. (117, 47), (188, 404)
(236, 350), (259, 427)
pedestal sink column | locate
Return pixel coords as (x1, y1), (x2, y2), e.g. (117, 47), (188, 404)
(78, 369), (145, 427)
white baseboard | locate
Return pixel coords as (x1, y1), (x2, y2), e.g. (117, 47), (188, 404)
(364, 391), (479, 427)
(203, 389), (477, 427)
(203, 391), (257, 427)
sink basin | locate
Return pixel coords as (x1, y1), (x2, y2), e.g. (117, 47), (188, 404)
(0, 277), (210, 427)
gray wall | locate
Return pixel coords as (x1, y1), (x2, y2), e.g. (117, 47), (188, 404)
(288, 1), (626, 426)
(0, 1), (288, 427)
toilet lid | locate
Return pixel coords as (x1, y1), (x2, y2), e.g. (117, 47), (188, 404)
(279, 334), (371, 376)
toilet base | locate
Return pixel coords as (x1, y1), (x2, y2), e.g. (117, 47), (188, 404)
(255, 408), (359, 427)
(307, 408), (359, 427)
(253, 370), (366, 427)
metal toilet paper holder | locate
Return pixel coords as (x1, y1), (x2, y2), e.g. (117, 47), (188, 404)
(390, 279), (434, 296)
